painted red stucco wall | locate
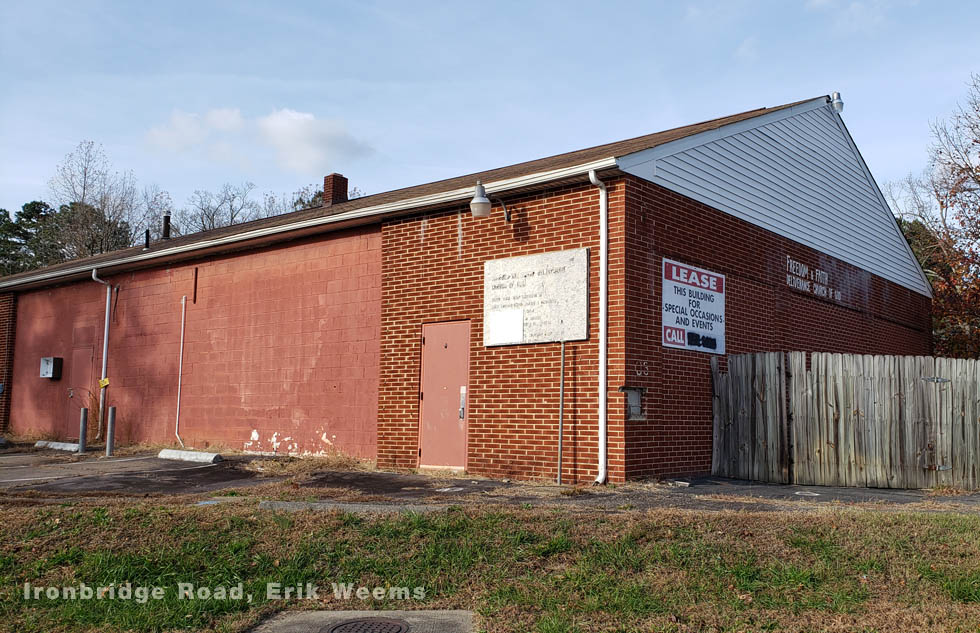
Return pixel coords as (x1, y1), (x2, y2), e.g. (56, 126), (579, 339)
(8, 227), (381, 457)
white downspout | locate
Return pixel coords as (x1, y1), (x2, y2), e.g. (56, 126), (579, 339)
(91, 269), (111, 439)
(589, 170), (608, 484)
(175, 295), (187, 448)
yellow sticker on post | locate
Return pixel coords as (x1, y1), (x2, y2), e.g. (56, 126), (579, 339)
(98, 378), (110, 389)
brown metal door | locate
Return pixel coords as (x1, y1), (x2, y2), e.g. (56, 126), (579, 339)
(419, 321), (470, 469)
(67, 347), (94, 436)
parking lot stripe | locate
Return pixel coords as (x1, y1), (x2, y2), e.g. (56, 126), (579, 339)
(0, 456), (154, 470)
(0, 475), (66, 483)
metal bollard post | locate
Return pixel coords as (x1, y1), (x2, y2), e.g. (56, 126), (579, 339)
(105, 407), (116, 457)
(78, 408), (88, 455)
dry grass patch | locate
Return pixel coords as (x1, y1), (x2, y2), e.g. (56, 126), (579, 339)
(241, 453), (372, 478)
(928, 484), (972, 497)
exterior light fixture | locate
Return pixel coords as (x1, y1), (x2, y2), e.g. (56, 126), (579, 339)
(830, 91), (844, 113)
(470, 181), (511, 221)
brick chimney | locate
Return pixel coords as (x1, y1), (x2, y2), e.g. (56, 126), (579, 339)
(323, 173), (348, 206)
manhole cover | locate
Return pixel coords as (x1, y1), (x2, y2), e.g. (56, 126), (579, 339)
(325, 617), (410, 633)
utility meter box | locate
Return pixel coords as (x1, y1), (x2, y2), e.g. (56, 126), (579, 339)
(40, 357), (63, 380)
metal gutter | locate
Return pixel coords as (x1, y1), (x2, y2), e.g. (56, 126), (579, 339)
(0, 157), (619, 292)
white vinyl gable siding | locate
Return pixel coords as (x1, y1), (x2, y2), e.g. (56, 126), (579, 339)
(617, 98), (932, 297)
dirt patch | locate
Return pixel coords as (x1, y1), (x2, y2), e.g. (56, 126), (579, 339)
(11, 458), (266, 495)
(300, 469), (508, 500)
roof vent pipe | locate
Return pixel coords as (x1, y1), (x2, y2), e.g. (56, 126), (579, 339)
(831, 91), (844, 113)
(162, 214), (172, 240)
(143, 229), (150, 251)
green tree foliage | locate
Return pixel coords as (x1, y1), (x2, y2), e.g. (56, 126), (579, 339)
(0, 209), (22, 276)
(0, 200), (61, 275)
(16, 200), (61, 267)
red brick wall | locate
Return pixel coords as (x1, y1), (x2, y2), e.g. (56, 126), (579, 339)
(8, 227), (381, 457)
(3, 174), (933, 483)
(378, 181), (628, 483)
(0, 293), (16, 433)
(623, 177), (932, 478)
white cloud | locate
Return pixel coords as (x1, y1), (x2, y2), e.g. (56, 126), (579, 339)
(206, 140), (250, 170)
(837, 1), (886, 33)
(145, 107), (371, 175)
(204, 108), (244, 132)
(735, 36), (759, 62)
(805, 0), (899, 34)
(256, 108), (372, 175)
(146, 111), (207, 152)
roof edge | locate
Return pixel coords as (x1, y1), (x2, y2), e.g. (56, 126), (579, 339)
(0, 156), (618, 291)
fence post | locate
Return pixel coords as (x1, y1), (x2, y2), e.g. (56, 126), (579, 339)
(78, 407), (88, 455)
(711, 356), (720, 476)
(105, 407), (116, 457)
(780, 352), (790, 484)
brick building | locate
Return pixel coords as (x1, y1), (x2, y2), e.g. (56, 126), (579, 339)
(0, 95), (931, 483)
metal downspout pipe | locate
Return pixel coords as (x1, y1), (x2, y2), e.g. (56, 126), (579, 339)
(589, 170), (608, 485)
(91, 269), (111, 438)
(175, 295), (187, 448)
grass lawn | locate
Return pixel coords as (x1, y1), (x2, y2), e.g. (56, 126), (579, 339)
(1, 501), (980, 632)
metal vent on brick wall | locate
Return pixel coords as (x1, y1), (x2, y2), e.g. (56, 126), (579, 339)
(324, 618), (410, 633)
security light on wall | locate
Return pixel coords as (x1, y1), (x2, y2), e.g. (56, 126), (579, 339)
(470, 181), (512, 222)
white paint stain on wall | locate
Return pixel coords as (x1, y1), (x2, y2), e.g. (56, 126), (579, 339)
(240, 428), (351, 458)
(243, 429), (261, 451)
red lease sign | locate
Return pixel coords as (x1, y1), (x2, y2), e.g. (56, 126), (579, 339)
(661, 258), (726, 355)
(663, 326), (686, 345)
(664, 261), (724, 294)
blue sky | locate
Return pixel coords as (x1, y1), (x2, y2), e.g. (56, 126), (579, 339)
(1, 0), (977, 213)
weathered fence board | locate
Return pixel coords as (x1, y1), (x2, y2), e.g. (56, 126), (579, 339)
(712, 351), (980, 489)
(711, 354), (790, 484)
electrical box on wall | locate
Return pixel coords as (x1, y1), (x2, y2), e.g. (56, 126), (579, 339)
(619, 386), (646, 421)
(40, 357), (63, 380)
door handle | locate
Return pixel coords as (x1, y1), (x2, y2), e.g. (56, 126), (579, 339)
(459, 390), (466, 420)
(68, 388), (74, 399)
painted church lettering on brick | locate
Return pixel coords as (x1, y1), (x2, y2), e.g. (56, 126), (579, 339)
(0, 94), (932, 483)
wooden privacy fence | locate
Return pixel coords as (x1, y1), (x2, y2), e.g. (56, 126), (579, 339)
(711, 352), (980, 489)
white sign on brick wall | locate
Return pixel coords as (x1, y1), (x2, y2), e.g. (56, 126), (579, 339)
(661, 258), (726, 354)
(484, 248), (589, 346)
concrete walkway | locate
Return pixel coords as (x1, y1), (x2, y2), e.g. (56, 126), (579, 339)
(250, 610), (472, 633)
(293, 469), (980, 514)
